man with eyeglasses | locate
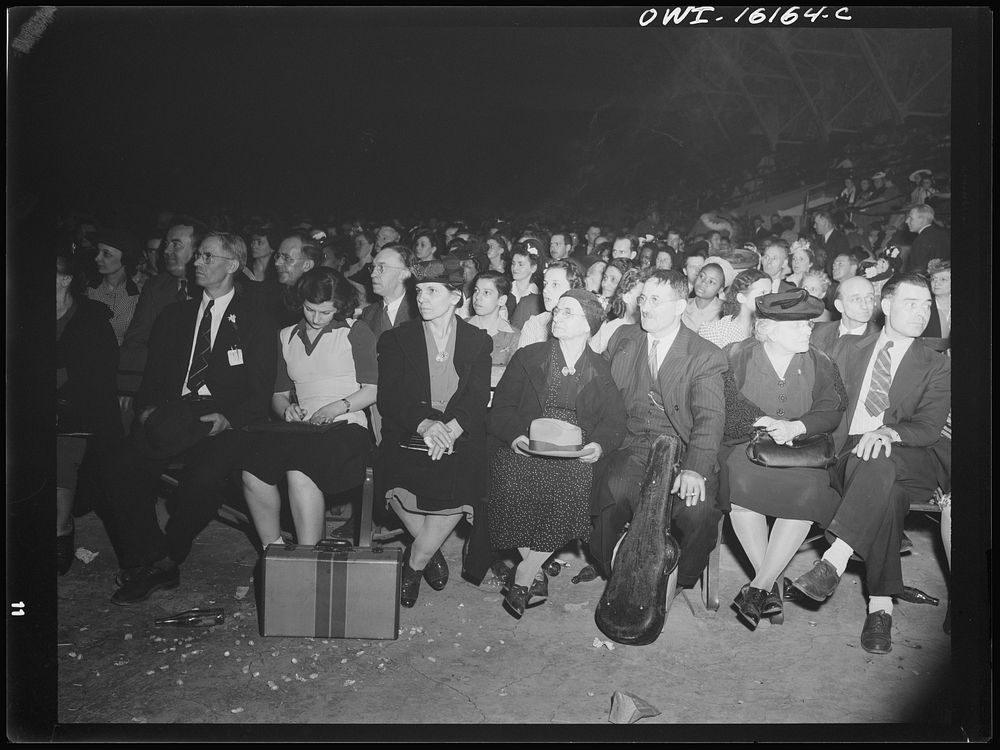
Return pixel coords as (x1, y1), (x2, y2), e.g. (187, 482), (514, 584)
(590, 269), (727, 592)
(810, 276), (881, 358)
(270, 231), (324, 326)
(99, 231), (277, 605)
(358, 243), (417, 341)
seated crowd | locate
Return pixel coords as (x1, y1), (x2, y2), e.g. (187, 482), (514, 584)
(56, 200), (952, 654)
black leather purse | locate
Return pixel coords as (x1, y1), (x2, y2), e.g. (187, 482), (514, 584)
(746, 426), (836, 469)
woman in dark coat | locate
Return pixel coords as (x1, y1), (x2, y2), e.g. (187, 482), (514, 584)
(720, 290), (846, 629)
(487, 289), (626, 618)
(375, 258), (493, 608)
(57, 254), (123, 574)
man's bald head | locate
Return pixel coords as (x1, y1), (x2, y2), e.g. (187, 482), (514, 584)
(835, 275), (877, 327)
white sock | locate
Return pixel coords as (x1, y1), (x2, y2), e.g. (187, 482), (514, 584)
(822, 538), (854, 577)
(868, 596), (893, 616)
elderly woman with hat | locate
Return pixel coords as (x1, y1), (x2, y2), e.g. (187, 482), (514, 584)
(375, 258), (493, 609)
(487, 289), (626, 618)
(86, 228), (145, 345)
(719, 289), (846, 629)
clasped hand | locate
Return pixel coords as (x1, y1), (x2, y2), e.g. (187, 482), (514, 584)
(418, 418), (463, 461)
(753, 416), (804, 446)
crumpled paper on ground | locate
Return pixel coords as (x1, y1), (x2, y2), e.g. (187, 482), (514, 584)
(608, 691), (661, 724)
(75, 548), (99, 564)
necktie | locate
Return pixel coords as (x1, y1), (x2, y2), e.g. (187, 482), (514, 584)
(648, 338), (659, 381)
(177, 279), (188, 302)
(186, 300), (214, 394)
(380, 304), (392, 333)
(863, 340), (893, 416)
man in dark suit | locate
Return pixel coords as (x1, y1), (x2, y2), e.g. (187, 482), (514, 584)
(592, 270), (727, 590)
(905, 204), (950, 274)
(813, 211), (850, 274)
(810, 276), (880, 358)
(761, 241), (796, 294)
(101, 231), (277, 604)
(120, 217), (206, 385)
(792, 273), (950, 654)
(357, 243), (417, 340)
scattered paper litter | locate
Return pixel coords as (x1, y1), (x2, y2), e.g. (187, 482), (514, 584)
(484, 646), (492, 653)
(235, 586), (249, 600)
(231, 707), (244, 714)
(427, 656), (437, 663)
(344, 679), (356, 686)
(609, 691), (660, 724)
(593, 637), (616, 651)
(75, 547), (99, 564)
(124, 633), (133, 641)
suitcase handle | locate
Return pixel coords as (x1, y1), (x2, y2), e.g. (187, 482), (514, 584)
(315, 538), (353, 551)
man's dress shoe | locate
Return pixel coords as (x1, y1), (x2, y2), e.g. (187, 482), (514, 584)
(111, 564), (180, 605)
(791, 560), (841, 602)
(860, 610), (893, 654)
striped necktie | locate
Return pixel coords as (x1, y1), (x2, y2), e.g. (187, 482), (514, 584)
(186, 300), (214, 394)
(863, 340), (893, 416)
(177, 279), (188, 302)
(648, 338), (659, 381)
(380, 304), (392, 333)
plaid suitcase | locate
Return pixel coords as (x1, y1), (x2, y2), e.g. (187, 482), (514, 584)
(262, 468), (401, 639)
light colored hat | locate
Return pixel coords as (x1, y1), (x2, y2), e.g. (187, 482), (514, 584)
(701, 255), (737, 288)
(524, 418), (587, 458)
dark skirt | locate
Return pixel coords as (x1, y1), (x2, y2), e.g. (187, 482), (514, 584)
(724, 443), (841, 526)
(488, 446), (593, 551)
(242, 423), (371, 495)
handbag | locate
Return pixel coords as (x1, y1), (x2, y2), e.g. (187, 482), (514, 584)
(746, 426), (836, 469)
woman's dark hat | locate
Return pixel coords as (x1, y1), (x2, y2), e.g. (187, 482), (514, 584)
(755, 289), (825, 321)
(136, 401), (212, 459)
(412, 256), (466, 290)
(559, 288), (604, 336)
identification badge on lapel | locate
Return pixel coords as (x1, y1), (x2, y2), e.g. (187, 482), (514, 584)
(228, 347), (244, 366)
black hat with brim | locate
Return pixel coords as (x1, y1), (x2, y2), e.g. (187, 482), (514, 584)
(136, 400), (212, 460)
(755, 288), (825, 321)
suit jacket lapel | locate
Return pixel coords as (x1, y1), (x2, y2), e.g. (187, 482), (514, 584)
(845, 333), (879, 419)
(656, 327), (690, 398)
(887, 341), (923, 409)
(400, 320), (432, 403)
(526, 341), (549, 411)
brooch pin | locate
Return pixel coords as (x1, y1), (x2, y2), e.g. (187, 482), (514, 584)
(228, 314), (237, 324)
(561, 366), (576, 376)
(435, 351), (449, 363)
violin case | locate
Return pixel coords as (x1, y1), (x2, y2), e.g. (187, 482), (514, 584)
(595, 434), (683, 646)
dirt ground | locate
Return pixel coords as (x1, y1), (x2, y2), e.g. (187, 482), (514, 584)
(48, 499), (967, 738)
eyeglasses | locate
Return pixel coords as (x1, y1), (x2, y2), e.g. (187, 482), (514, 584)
(636, 294), (680, 307)
(372, 263), (405, 275)
(193, 251), (236, 264)
(275, 253), (301, 264)
(552, 307), (586, 319)
(844, 294), (876, 306)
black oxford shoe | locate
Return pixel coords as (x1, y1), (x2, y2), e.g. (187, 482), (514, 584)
(860, 610), (893, 654)
(111, 564), (179, 606)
